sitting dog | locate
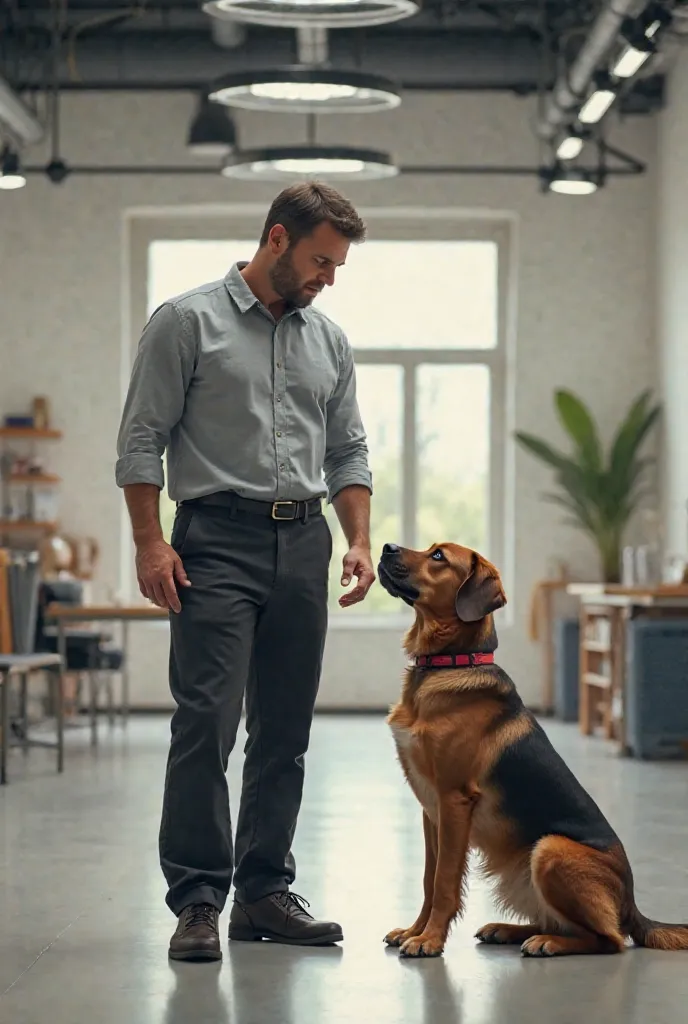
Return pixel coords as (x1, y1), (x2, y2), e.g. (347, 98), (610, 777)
(378, 541), (688, 959)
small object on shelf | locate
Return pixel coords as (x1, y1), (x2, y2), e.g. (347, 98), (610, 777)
(32, 396), (50, 431)
(3, 415), (34, 429)
(33, 486), (59, 523)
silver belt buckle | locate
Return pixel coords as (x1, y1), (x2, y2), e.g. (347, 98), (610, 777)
(271, 500), (297, 520)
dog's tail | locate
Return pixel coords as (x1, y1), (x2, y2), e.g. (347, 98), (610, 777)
(628, 907), (688, 950)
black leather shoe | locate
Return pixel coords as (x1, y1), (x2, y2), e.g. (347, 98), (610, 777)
(169, 903), (222, 961)
(228, 892), (343, 946)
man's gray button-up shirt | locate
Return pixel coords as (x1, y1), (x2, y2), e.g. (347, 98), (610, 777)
(116, 262), (372, 504)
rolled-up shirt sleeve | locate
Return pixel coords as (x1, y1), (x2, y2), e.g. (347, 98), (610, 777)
(324, 332), (373, 502)
(115, 302), (196, 490)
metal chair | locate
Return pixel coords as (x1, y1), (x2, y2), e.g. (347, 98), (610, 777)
(0, 549), (65, 783)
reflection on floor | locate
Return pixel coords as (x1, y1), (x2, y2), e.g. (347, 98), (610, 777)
(1, 715), (688, 1023)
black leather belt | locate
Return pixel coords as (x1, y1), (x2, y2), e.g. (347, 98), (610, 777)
(182, 491), (323, 521)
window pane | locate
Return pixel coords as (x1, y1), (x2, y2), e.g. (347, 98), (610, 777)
(317, 241), (497, 349)
(416, 365), (490, 555)
(325, 365), (403, 614)
(147, 240), (251, 314)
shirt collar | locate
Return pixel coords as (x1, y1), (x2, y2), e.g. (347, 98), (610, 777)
(225, 262), (307, 321)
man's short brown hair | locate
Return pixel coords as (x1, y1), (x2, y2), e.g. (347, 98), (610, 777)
(259, 181), (366, 247)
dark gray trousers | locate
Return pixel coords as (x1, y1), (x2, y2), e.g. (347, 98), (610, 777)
(159, 497), (332, 915)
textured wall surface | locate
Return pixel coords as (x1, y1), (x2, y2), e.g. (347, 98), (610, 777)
(658, 52), (688, 557)
(0, 91), (657, 707)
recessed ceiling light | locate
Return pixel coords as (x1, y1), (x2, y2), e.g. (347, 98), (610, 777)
(203, 0), (419, 29)
(0, 145), (26, 190)
(208, 66), (401, 113)
(221, 144), (398, 181)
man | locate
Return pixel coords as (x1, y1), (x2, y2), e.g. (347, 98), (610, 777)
(116, 182), (374, 961)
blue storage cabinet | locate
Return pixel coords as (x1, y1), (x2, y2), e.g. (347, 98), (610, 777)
(625, 618), (688, 759)
(554, 617), (580, 722)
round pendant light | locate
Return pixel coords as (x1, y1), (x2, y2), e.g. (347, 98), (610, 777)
(203, 0), (419, 29)
(187, 97), (238, 157)
(221, 144), (398, 181)
(208, 66), (401, 113)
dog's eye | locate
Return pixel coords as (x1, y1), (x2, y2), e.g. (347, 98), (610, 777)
(431, 549), (445, 562)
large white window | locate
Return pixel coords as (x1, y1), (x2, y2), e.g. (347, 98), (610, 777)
(133, 215), (507, 622)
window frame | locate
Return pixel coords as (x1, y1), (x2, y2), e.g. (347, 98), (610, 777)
(123, 207), (514, 629)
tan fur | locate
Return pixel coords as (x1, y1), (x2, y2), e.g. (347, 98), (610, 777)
(382, 541), (688, 958)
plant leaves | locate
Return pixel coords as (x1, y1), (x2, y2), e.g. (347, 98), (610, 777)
(608, 393), (661, 499)
(555, 390), (602, 472)
(514, 432), (572, 472)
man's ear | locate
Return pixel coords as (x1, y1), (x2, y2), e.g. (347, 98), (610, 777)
(454, 553), (507, 623)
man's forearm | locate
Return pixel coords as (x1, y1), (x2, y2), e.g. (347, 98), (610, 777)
(332, 485), (371, 549)
(123, 483), (164, 547)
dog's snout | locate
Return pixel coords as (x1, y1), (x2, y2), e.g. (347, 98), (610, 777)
(383, 543), (400, 556)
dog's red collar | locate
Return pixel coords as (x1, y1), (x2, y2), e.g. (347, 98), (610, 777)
(412, 653), (495, 669)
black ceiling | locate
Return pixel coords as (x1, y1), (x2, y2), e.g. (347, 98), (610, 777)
(0, 1), (664, 107)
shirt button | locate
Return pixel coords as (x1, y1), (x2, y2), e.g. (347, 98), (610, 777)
(276, 361), (282, 368)
(276, 396), (282, 403)
(276, 431), (282, 437)
(279, 463), (285, 471)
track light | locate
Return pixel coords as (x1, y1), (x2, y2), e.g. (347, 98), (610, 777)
(186, 97), (237, 158)
(556, 130), (586, 161)
(0, 145), (26, 190)
(579, 74), (617, 125)
(612, 31), (655, 79)
(546, 165), (600, 196)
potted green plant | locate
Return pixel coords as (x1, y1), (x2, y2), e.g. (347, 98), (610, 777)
(515, 389), (661, 583)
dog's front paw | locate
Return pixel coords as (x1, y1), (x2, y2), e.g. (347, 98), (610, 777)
(399, 932), (444, 958)
(384, 927), (413, 948)
(521, 934), (564, 958)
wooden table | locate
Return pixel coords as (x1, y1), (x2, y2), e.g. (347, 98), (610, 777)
(0, 652), (64, 784)
(45, 603), (168, 730)
(528, 578), (573, 713)
(566, 584), (688, 753)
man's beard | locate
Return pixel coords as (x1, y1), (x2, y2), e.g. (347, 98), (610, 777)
(269, 251), (320, 308)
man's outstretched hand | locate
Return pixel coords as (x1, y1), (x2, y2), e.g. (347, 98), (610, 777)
(339, 544), (376, 608)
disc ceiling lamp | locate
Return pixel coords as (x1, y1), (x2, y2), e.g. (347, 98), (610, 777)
(203, 0), (419, 29)
(222, 143), (398, 181)
(208, 66), (400, 113)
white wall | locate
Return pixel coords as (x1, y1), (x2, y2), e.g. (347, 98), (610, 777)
(0, 92), (657, 708)
(658, 52), (688, 556)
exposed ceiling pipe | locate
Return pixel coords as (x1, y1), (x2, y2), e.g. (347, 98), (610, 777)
(0, 75), (44, 145)
(538, 0), (653, 139)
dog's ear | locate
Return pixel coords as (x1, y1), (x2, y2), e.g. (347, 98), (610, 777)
(454, 552), (507, 623)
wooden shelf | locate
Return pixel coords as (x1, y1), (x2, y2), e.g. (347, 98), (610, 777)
(0, 427), (62, 440)
(6, 474), (61, 485)
(583, 641), (611, 654)
(583, 672), (611, 688)
(0, 520), (57, 532)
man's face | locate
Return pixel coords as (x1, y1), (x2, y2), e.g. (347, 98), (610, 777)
(267, 220), (350, 308)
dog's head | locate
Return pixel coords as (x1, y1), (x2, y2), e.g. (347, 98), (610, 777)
(378, 542), (507, 651)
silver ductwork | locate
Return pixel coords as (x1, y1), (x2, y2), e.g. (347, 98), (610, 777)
(0, 75), (44, 145)
(538, 0), (653, 140)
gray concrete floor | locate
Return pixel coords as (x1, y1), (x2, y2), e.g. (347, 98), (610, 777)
(2, 715), (688, 1023)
